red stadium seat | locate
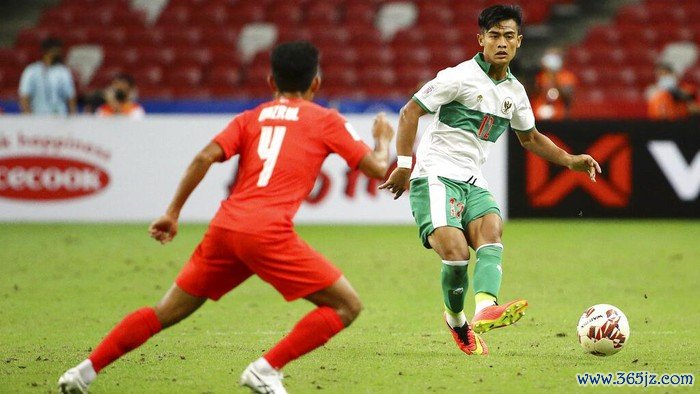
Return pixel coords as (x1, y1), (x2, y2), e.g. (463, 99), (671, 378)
(176, 48), (213, 68)
(190, 4), (229, 26)
(167, 65), (203, 87)
(320, 65), (358, 89)
(207, 65), (243, 87)
(392, 45), (432, 66)
(157, 5), (191, 26)
(268, 3), (304, 27)
(344, 2), (376, 26)
(132, 65), (165, 85)
(306, 2), (342, 24)
(0, 66), (22, 89)
(138, 47), (176, 67)
(228, 4), (266, 26)
(357, 65), (396, 87)
(417, 3), (454, 25)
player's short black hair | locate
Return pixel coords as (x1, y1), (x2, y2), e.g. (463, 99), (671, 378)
(270, 41), (319, 93)
(478, 5), (523, 32)
(41, 37), (63, 52)
(113, 73), (136, 87)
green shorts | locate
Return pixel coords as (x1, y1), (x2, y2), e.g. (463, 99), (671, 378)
(409, 176), (501, 248)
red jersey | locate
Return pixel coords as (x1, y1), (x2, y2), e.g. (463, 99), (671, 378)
(210, 97), (370, 234)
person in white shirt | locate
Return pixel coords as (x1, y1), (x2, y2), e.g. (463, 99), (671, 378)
(18, 38), (76, 115)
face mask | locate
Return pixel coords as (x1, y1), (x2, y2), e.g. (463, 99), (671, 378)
(657, 75), (677, 90)
(114, 89), (128, 103)
(542, 53), (562, 72)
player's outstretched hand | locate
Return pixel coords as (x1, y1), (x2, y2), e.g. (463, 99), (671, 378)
(568, 154), (602, 182)
(378, 167), (411, 199)
(149, 214), (178, 244)
(372, 112), (395, 142)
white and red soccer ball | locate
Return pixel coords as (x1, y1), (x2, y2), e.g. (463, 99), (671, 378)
(577, 304), (630, 356)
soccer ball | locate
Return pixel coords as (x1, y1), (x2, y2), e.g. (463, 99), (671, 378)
(577, 304), (630, 356)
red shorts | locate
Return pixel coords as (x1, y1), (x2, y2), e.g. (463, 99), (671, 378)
(175, 226), (342, 301)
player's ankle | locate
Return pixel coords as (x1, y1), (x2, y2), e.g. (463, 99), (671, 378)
(474, 292), (497, 315)
(77, 359), (97, 384)
(445, 309), (467, 328)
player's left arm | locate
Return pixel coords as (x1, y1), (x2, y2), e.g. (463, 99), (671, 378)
(515, 127), (601, 182)
(358, 113), (394, 179)
(149, 142), (225, 244)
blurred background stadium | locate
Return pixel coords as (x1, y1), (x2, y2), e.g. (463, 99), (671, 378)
(0, 0), (699, 117)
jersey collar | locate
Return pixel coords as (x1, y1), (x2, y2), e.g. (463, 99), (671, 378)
(473, 53), (514, 84)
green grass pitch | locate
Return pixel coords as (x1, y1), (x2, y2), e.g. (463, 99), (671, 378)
(1, 220), (698, 393)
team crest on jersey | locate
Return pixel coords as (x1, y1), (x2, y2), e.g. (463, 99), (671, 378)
(501, 97), (514, 115)
(423, 84), (435, 96)
(477, 94), (484, 103)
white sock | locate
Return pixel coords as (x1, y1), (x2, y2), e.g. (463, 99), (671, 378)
(253, 357), (277, 373)
(76, 359), (97, 384)
(475, 299), (497, 315)
(444, 310), (467, 328)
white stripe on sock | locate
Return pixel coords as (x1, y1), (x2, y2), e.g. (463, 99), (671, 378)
(441, 259), (469, 266)
(475, 243), (504, 253)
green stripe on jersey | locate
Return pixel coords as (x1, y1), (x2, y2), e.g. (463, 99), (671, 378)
(439, 101), (510, 142)
(412, 96), (435, 114)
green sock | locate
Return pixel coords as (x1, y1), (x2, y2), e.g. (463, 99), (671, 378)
(441, 260), (469, 314)
(473, 243), (503, 299)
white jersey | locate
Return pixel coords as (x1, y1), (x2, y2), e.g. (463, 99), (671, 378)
(411, 53), (536, 190)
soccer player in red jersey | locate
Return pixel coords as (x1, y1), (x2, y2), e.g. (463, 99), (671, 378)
(58, 41), (394, 394)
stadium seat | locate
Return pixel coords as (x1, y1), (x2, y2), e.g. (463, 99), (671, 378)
(376, 2), (418, 40)
(344, 2), (377, 26)
(207, 65), (242, 87)
(237, 23), (278, 63)
(167, 65), (203, 87)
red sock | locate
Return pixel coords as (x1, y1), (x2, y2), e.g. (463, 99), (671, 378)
(264, 306), (345, 370)
(88, 307), (162, 372)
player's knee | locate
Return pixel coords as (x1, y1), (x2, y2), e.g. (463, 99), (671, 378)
(336, 295), (363, 327)
(154, 301), (198, 329)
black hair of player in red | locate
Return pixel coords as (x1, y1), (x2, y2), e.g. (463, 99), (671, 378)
(478, 5), (523, 33)
(271, 41), (319, 93)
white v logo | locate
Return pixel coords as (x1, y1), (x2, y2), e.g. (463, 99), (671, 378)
(648, 141), (700, 201)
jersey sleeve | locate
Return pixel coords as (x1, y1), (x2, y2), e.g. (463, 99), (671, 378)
(18, 66), (34, 97)
(323, 111), (371, 169)
(412, 67), (461, 114)
(212, 114), (246, 160)
(510, 86), (536, 132)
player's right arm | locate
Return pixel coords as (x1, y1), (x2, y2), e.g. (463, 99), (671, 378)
(149, 142), (225, 244)
(380, 67), (459, 199)
(378, 100), (426, 199)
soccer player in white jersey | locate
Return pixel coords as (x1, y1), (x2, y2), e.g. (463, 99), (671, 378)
(380, 5), (601, 355)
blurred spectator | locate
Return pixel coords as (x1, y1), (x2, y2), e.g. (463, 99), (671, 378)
(18, 38), (77, 115)
(81, 90), (106, 114)
(532, 48), (577, 120)
(96, 73), (145, 119)
(647, 63), (699, 120)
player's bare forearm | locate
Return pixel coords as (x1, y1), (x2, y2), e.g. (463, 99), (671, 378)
(516, 128), (572, 167)
(516, 128), (601, 182)
(68, 97), (77, 115)
(378, 100), (426, 199)
(396, 100), (424, 156)
(165, 142), (225, 218)
(19, 97), (31, 114)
